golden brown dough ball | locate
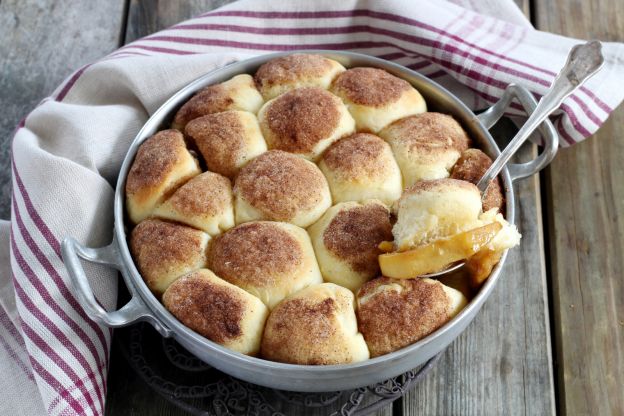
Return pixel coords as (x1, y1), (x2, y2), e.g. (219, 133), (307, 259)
(330, 67), (426, 133)
(379, 112), (471, 187)
(308, 201), (392, 292)
(153, 171), (234, 236)
(257, 87), (355, 161)
(318, 133), (403, 206)
(163, 269), (268, 356)
(126, 130), (200, 224)
(172, 74), (264, 130)
(208, 221), (322, 309)
(185, 110), (267, 178)
(254, 54), (346, 100)
(233, 150), (332, 227)
(261, 283), (370, 364)
(130, 219), (209, 296)
(356, 277), (467, 357)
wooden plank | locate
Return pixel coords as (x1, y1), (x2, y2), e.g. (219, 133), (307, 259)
(0, 0), (127, 220)
(534, 1), (624, 414)
(402, 122), (556, 416)
(124, 0), (233, 43)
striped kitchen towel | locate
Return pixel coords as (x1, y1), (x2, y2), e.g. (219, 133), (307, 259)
(1, 0), (623, 415)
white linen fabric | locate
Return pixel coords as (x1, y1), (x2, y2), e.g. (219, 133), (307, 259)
(1, 0), (623, 414)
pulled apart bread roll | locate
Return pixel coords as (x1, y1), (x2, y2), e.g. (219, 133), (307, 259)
(153, 171), (234, 236)
(233, 150), (332, 228)
(379, 112), (471, 187)
(356, 277), (467, 357)
(388, 178), (520, 279)
(258, 87), (355, 160)
(130, 219), (209, 296)
(209, 221), (322, 309)
(319, 133), (403, 206)
(330, 67), (426, 133)
(308, 201), (392, 292)
(254, 53), (346, 100)
(392, 178), (482, 250)
(261, 283), (370, 365)
(126, 130), (200, 224)
(185, 110), (267, 178)
(172, 74), (264, 130)
(163, 269), (269, 356)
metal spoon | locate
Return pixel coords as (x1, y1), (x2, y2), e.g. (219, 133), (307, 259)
(423, 40), (605, 278)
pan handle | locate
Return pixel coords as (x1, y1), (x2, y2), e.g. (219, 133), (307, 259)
(61, 235), (172, 337)
(476, 84), (559, 182)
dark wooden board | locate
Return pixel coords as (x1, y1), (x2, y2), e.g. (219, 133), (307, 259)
(534, 0), (624, 414)
(0, 0), (127, 219)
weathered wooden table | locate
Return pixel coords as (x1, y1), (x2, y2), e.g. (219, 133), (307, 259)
(1, 1), (622, 414)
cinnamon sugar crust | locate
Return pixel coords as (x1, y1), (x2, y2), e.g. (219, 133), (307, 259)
(255, 54), (333, 89)
(331, 67), (410, 107)
(323, 203), (392, 275)
(163, 271), (244, 343)
(185, 111), (246, 177)
(163, 172), (232, 218)
(383, 112), (471, 156)
(129, 219), (208, 294)
(357, 277), (451, 357)
(234, 150), (329, 221)
(322, 133), (390, 180)
(173, 84), (235, 128)
(126, 130), (189, 196)
(209, 222), (303, 288)
(262, 87), (341, 154)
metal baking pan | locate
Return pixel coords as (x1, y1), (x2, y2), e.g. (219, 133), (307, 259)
(61, 50), (557, 392)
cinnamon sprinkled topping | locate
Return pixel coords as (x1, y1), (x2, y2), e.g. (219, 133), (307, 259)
(173, 83), (237, 128)
(255, 54), (333, 89)
(451, 148), (504, 212)
(163, 271), (244, 343)
(384, 112), (471, 154)
(126, 130), (188, 196)
(185, 111), (246, 178)
(357, 277), (451, 357)
(234, 150), (329, 221)
(322, 133), (390, 180)
(261, 297), (339, 364)
(209, 222), (303, 288)
(323, 203), (392, 274)
(332, 67), (410, 107)
(261, 285), (362, 365)
(165, 172), (232, 218)
(263, 87), (341, 154)
(129, 219), (207, 288)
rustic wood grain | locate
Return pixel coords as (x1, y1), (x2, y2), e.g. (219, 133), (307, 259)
(0, 0), (127, 220)
(402, 122), (556, 416)
(124, 0), (232, 43)
(534, 1), (624, 414)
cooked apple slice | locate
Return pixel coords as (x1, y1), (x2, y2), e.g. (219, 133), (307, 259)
(379, 222), (502, 279)
(465, 248), (504, 288)
(378, 241), (394, 253)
